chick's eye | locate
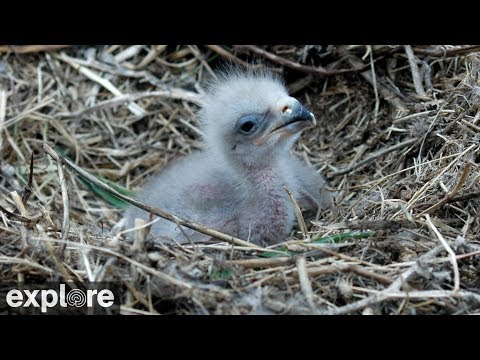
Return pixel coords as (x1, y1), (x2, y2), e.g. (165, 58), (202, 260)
(237, 115), (261, 135)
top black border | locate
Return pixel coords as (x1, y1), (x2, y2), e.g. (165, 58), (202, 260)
(1, 2), (478, 43)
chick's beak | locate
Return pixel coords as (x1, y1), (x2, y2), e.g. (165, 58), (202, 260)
(255, 99), (316, 145)
(281, 101), (316, 128)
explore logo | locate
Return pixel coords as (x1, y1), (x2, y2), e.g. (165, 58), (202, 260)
(1, 283), (120, 314)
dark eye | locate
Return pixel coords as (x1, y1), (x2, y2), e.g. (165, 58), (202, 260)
(237, 115), (261, 135)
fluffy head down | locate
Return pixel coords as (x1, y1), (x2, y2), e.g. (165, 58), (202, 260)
(197, 66), (317, 171)
(198, 67), (288, 149)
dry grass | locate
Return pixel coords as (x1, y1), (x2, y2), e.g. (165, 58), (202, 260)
(0, 45), (479, 315)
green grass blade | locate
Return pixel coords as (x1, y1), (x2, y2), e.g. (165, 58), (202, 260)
(259, 231), (376, 258)
(55, 146), (136, 209)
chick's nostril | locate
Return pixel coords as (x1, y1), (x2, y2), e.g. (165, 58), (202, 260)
(282, 105), (292, 114)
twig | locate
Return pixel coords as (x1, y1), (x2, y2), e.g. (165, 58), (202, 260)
(419, 162), (472, 216)
(56, 90), (202, 118)
(2, 97), (55, 129)
(342, 53), (407, 111)
(131, 45), (167, 70)
(448, 191), (480, 203)
(285, 187), (308, 238)
(0, 203), (42, 223)
(329, 138), (417, 177)
(207, 45), (260, 69)
(47, 151), (70, 257)
(234, 45), (368, 76)
(0, 255), (54, 274)
(42, 143), (265, 251)
(34, 237), (230, 291)
(113, 45), (144, 63)
(392, 109), (454, 125)
(404, 45), (427, 97)
(424, 214), (460, 292)
(368, 45), (380, 120)
(226, 257), (293, 269)
(299, 263), (393, 285)
(406, 144), (476, 212)
(324, 244), (446, 314)
(413, 45), (480, 57)
(295, 256), (316, 310)
(319, 219), (421, 231)
(10, 191), (29, 217)
(55, 53), (147, 117)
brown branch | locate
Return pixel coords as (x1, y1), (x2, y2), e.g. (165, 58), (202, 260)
(412, 45), (480, 57)
(234, 45), (368, 76)
(207, 45), (262, 69)
(42, 143), (265, 251)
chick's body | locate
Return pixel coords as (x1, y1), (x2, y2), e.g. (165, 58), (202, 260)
(125, 69), (331, 246)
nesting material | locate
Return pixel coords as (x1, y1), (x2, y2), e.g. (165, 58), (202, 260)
(0, 45), (479, 315)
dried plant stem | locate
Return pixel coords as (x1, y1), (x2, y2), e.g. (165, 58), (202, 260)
(47, 151), (70, 256)
(296, 256), (316, 310)
(343, 53), (407, 111)
(406, 144), (476, 213)
(285, 187), (308, 238)
(9, 191), (30, 217)
(329, 138), (417, 177)
(419, 162), (472, 216)
(325, 244), (446, 314)
(56, 53), (147, 116)
(424, 214), (460, 292)
(235, 45), (368, 76)
(404, 45), (427, 97)
(413, 45), (480, 57)
(57, 90), (202, 118)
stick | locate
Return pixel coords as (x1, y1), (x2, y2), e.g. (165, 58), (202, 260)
(406, 144), (476, 212)
(285, 187), (308, 238)
(10, 191), (29, 217)
(235, 45), (368, 76)
(0, 204), (42, 223)
(404, 45), (427, 97)
(295, 256), (316, 310)
(413, 45), (480, 57)
(320, 219), (421, 231)
(343, 53), (407, 111)
(419, 162), (472, 216)
(324, 244), (446, 314)
(329, 138), (417, 177)
(207, 45), (260, 69)
(48, 153), (70, 257)
(424, 214), (460, 292)
(56, 90), (202, 118)
(56, 53), (147, 117)
(42, 143), (265, 251)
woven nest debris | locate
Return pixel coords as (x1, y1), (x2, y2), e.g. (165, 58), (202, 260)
(0, 45), (479, 315)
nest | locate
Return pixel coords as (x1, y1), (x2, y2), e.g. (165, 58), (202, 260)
(0, 45), (479, 315)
